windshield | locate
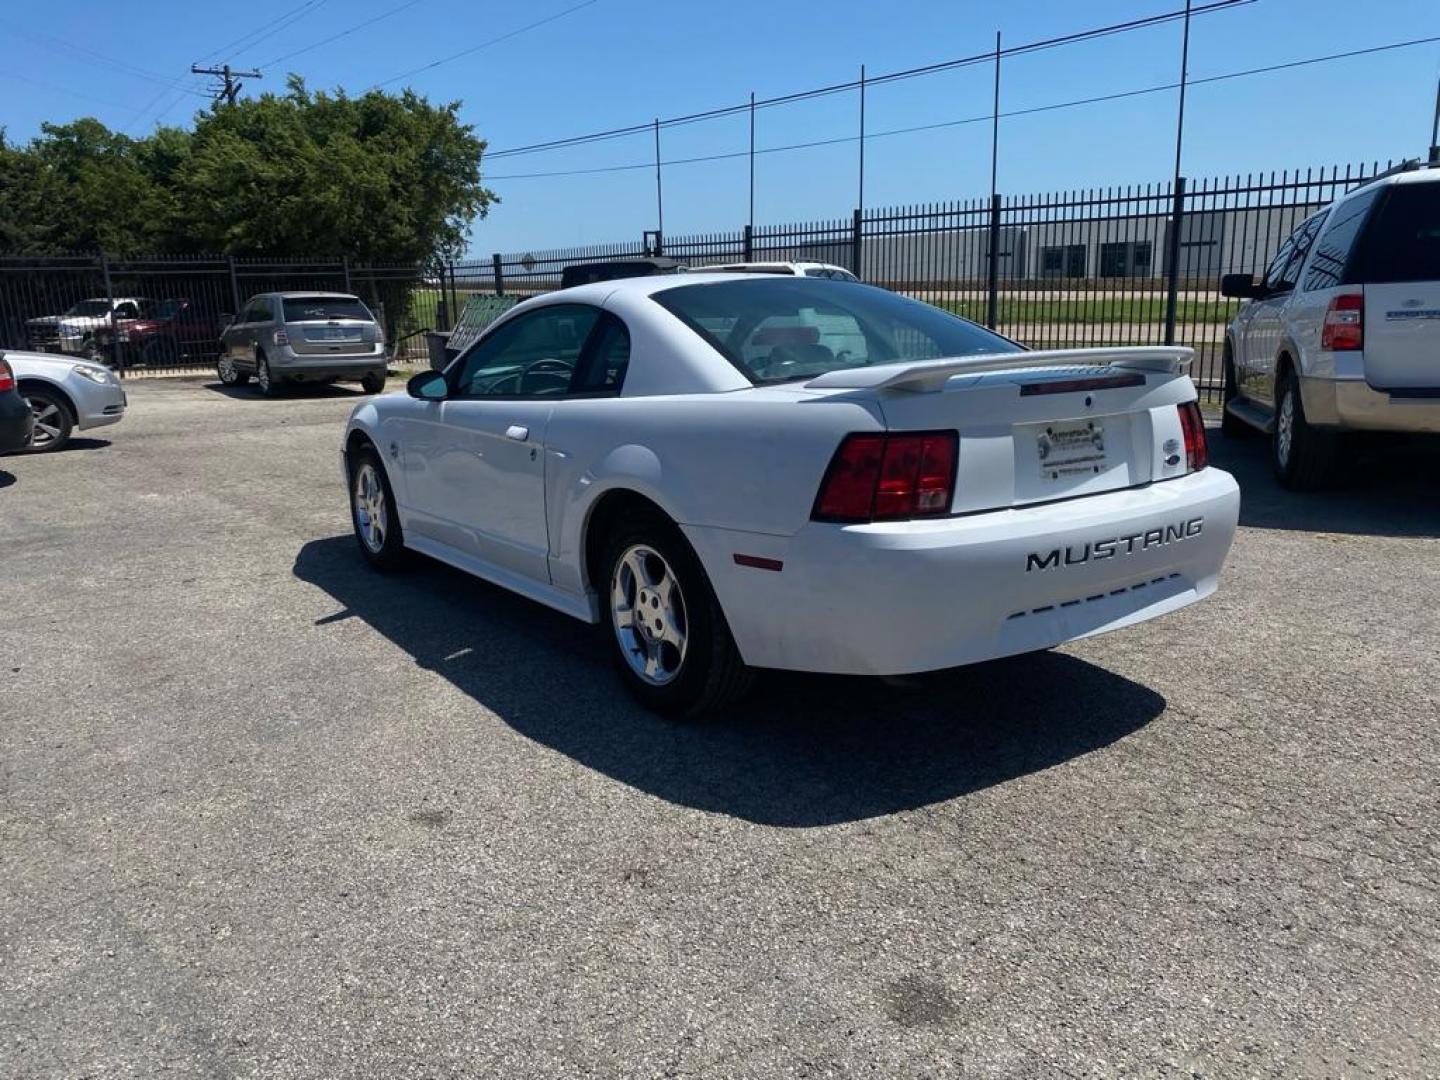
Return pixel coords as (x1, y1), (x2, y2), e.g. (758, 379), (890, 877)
(65, 300), (112, 317)
(653, 278), (1021, 385)
(282, 296), (373, 322)
(154, 299), (185, 320)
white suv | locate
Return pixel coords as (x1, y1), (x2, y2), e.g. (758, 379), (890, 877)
(1220, 163), (1440, 488)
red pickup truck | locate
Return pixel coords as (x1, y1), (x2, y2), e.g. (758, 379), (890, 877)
(118, 298), (232, 365)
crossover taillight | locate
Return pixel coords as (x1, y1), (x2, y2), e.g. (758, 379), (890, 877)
(1177, 401), (1208, 472)
(1321, 292), (1363, 351)
(0, 358), (14, 394)
(813, 431), (957, 523)
(274, 329), (291, 346)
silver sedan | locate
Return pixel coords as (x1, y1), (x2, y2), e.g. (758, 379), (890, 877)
(2, 350), (127, 453)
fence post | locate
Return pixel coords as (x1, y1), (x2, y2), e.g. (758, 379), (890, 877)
(226, 254), (242, 318)
(850, 208), (863, 279)
(1163, 176), (1186, 346)
(100, 252), (122, 373)
(491, 253), (504, 296)
(342, 255), (353, 294)
(986, 193), (1001, 329)
(743, 223), (754, 262)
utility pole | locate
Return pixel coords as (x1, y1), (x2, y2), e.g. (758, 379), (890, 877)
(190, 63), (261, 106)
(1430, 75), (1440, 163)
(857, 64), (867, 215)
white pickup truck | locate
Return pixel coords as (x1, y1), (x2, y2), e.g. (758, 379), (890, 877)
(1220, 163), (1440, 488)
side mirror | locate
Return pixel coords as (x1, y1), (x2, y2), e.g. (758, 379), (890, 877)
(407, 370), (448, 401)
(1220, 273), (1265, 300)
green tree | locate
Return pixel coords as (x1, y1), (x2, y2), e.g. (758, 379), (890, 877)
(176, 76), (493, 262)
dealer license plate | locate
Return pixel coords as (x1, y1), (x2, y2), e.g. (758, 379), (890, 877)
(1035, 418), (1107, 481)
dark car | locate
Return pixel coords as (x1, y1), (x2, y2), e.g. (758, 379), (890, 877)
(0, 355), (36, 453)
(118, 297), (232, 366)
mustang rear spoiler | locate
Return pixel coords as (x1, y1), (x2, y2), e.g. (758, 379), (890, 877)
(805, 346), (1193, 393)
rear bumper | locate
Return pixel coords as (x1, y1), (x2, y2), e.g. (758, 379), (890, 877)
(274, 344), (386, 381)
(684, 467), (1240, 676)
(0, 391), (33, 452)
(1302, 375), (1440, 434)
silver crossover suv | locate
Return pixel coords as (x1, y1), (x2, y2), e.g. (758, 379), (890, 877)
(218, 292), (388, 395)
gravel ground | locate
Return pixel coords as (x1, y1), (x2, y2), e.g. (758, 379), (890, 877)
(1, 379), (1437, 1079)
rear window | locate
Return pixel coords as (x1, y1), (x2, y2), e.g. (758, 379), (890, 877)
(1353, 182), (1440, 284)
(282, 296), (373, 322)
(653, 278), (1020, 385)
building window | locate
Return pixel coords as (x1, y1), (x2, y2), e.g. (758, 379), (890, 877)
(1040, 244), (1086, 278)
(1099, 241), (1153, 278)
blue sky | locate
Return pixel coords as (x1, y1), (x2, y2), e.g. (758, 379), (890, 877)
(3, 0), (1438, 254)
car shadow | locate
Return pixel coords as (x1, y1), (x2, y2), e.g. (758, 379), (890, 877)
(201, 381), (370, 401)
(293, 536), (1166, 827)
(1208, 427), (1440, 538)
(1, 438), (111, 458)
(0, 470), (14, 488)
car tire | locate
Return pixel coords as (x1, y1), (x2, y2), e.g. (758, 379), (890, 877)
(217, 354), (249, 386)
(20, 386), (74, 454)
(254, 351), (281, 397)
(1272, 368), (1337, 490)
(348, 444), (407, 570)
(81, 337), (105, 364)
(601, 512), (754, 718)
(360, 371), (386, 395)
(1220, 346), (1252, 438)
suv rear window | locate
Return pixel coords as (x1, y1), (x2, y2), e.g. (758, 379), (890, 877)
(1353, 182), (1440, 284)
(282, 296), (373, 322)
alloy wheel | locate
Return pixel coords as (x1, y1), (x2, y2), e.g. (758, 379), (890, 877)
(1276, 386), (1294, 468)
(27, 397), (64, 448)
(611, 544), (689, 686)
(353, 463), (387, 553)
(218, 356), (237, 383)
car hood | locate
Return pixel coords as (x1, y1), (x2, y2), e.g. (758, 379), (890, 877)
(3, 350), (109, 378)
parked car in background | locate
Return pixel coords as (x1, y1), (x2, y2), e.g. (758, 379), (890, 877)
(118, 297), (231, 366)
(0, 356), (35, 453)
(342, 274), (1238, 716)
(686, 261), (860, 281)
(219, 292), (388, 396)
(25, 297), (155, 362)
(1221, 161), (1440, 488)
(3, 350), (127, 453)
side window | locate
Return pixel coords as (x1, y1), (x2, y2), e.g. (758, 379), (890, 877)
(1305, 188), (1381, 291)
(1261, 236), (1298, 292)
(1266, 214), (1326, 292)
(114, 302), (139, 319)
(452, 304), (600, 399)
(243, 298), (271, 324)
(574, 314), (630, 394)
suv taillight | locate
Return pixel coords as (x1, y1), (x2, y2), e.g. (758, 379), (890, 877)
(812, 431), (958, 523)
(0, 358), (14, 393)
(1177, 401), (1208, 472)
(1321, 292), (1363, 351)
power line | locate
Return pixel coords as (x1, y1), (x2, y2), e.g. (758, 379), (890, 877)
(483, 0), (1253, 161)
(194, 0), (329, 65)
(370, 0), (602, 89)
(192, 64), (264, 107)
(0, 19), (211, 98)
(259, 0), (425, 69)
(482, 34), (1440, 181)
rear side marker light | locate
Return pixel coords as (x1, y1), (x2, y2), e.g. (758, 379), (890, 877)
(733, 554), (784, 572)
(813, 431), (958, 523)
(1321, 293), (1363, 351)
(1177, 401), (1208, 472)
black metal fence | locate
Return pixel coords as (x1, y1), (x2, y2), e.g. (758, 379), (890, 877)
(0, 159), (1392, 398)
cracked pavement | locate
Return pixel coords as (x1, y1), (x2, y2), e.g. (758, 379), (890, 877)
(1, 379), (1437, 1078)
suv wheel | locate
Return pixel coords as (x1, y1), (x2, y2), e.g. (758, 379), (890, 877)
(255, 351), (280, 396)
(217, 354), (249, 386)
(1273, 368), (1337, 490)
(601, 513), (753, 718)
(20, 387), (74, 453)
(360, 371), (386, 395)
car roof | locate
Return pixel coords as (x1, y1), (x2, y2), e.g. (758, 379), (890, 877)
(522, 271), (852, 307)
(264, 291), (361, 299)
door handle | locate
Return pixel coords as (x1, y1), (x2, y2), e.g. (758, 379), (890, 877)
(505, 425), (529, 441)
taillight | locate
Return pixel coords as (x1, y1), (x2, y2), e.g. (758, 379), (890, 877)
(1177, 401), (1208, 472)
(274, 328), (290, 346)
(1321, 292), (1363, 351)
(813, 431), (957, 522)
(0, 358), (14, 394)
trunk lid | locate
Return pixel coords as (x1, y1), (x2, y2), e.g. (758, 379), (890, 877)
(806, 347), (1197, 513)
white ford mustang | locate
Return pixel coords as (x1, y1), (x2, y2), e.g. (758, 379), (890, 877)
(343, 274), (1239, 715)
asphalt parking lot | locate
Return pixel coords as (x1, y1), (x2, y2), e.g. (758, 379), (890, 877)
(2, 378), (1438, 1079)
